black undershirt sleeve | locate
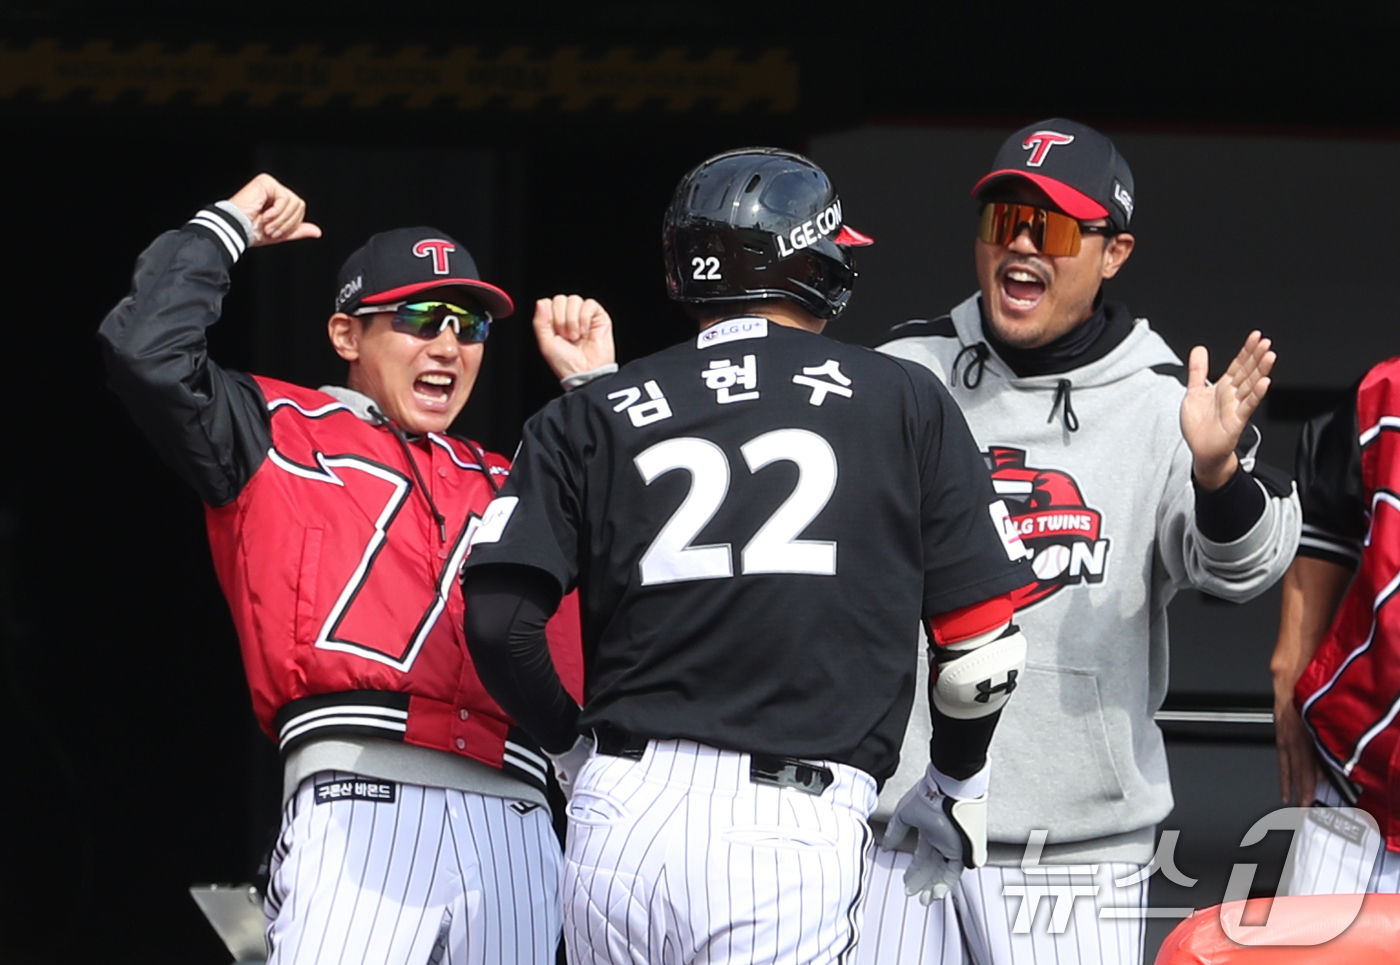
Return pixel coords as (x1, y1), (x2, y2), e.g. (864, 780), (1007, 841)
(462, 563), (581, 754)
(929, 703), (1002, 781)
(1192, 466), (1268, 543)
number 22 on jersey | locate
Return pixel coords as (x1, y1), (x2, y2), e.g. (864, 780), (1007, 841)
(636, 428), (837, 585)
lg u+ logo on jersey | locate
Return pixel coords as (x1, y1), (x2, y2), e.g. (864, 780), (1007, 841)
(413, 239), (457, 274)
(987, 446), (1111, 609)
(1021, 131), (1075, 167)
(775, 199), (845, 258)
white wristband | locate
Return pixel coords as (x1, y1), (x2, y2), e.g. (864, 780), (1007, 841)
(928, 760), (989, 800)
(561, 363), (619, 391)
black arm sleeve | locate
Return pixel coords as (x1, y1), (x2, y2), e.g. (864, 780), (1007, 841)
(928, 704), (1002, 781)
(926, 622), (1009, 781)
(1190, 423), (1289, 543)
(96, 219), (273, 507)
(462, 563), (581, 754)
(1192, 465), (1267, 543)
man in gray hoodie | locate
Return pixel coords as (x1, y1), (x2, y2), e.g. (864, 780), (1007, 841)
(857, 120), (1301, 965)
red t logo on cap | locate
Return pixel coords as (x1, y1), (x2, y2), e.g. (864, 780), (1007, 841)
(413, 239), (456, 274)
(1021, 131), (1075, 167)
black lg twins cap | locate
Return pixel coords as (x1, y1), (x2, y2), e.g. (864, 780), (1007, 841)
(972, 119), (1136, 232)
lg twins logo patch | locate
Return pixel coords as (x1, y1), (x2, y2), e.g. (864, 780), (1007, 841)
(413, 238), (456, 274)
(987, 446), (1111, 609)
(1021, 130), (1074, 167)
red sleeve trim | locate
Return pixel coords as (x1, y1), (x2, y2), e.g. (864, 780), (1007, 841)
(928, 594), (1014, 646)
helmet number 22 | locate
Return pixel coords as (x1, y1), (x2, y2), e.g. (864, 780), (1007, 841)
(634, 428), (837, 585)
(691, 256), (722, 280)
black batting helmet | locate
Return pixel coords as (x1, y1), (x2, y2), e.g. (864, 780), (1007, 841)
(663, 148), (873, 320)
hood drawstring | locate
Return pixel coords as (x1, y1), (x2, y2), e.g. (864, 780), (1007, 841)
(954, 339), (1080, 432)
(954, 342), (991, 388)
(370, 406), (449, 543)
(1048, 379), (1080, 433)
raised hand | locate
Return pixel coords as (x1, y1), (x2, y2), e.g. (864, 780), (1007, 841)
(533, 294), (617, 382)
(227, 173), (322, 247)
(1180, 331), (1276, 490)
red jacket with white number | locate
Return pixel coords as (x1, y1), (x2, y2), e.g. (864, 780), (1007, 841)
(1296, 357), (1400, 851)
(208, 378), (581, 790)
(98, 217), (581, 796)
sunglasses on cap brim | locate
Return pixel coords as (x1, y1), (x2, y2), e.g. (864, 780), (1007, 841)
(354, 301), (491, 345)
(977, 203), (1115, 257)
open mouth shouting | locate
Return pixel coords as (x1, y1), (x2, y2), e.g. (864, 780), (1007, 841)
(413, 371), (457, 408)
(997, 262), (1050, 315)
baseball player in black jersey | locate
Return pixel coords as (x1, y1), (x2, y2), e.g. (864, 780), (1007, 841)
(459, 148), (1035, 965)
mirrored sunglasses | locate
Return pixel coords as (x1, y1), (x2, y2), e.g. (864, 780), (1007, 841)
(356, 301), (491, 344)
(977, 203), (1114, 257)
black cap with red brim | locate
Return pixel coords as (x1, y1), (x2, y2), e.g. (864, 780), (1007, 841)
(335, 226), (515, 318)
(971, 118), (1135, 232)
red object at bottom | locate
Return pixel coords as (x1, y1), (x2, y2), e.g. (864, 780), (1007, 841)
(1153, 894), (1400, 963)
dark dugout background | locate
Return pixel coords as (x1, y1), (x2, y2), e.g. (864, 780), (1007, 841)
(2, 3), (1399, 962)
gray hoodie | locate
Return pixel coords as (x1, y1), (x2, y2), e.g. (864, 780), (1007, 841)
(876, 293), (1300, 864)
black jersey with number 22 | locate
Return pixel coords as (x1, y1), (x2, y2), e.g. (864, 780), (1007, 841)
(464, 317), (1029, 780)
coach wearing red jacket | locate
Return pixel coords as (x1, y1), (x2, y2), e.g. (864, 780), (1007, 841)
(1274, 358), (1400, 896)
(99, 174), (613, 965)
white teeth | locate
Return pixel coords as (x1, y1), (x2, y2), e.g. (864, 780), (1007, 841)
(1007, 270), (1041, 283)
(419, 374), (453, 385)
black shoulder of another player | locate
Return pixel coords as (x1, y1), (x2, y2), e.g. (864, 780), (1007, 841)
(887, 346), (1032, 613)
(530, 373), (609, 441)
(462, 391), (590, 594)
(873, 350), (963, 425)
(1295, 386), (1365, 568)
(870, 352), (988, 505)
(97, 209), (273, 507)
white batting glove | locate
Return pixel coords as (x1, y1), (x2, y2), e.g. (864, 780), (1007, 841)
(547, 735), (594, 801)
(882, 763), (988, 905)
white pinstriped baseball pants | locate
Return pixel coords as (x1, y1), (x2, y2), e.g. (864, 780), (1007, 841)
(265, 770), (562, 965)
(854, 849), (1147, 965)
(562, 739), (878, 965)
(1282, 780), (1400, 896)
